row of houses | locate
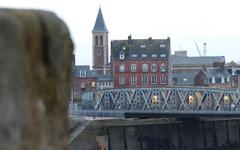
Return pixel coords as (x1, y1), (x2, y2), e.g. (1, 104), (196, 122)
(72, 7), (240, 101)
(73, 50), (240, 100)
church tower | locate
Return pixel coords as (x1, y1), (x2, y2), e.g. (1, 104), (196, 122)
(92, 7), (108, 75)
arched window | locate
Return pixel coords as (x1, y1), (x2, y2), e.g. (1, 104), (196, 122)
(119, 51), (125, 60)
(160, 63), (166, 72)
(100, 36), (103, 46)
(151, 63), (157, 72)
(142, 64), (148, 72)
(119, 64), (125, 72)
(95, 36), (98, 45)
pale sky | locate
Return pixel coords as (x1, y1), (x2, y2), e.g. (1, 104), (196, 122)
(1, 0), (240, 65)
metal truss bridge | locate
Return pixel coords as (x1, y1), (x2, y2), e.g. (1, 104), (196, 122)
(70, 87), (240, 118)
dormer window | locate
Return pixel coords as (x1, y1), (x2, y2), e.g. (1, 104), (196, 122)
(152, 54), (157, 58)
(80, 70), (86, 77)
(131, 54), (137, 58)
(140, 45), (146, 48)
(119, 51), (125, 60)
(160, 54), (166, 57)
(160, 44), (165, 48)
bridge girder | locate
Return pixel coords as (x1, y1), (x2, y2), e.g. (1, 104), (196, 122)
(95, 88), (240, 113)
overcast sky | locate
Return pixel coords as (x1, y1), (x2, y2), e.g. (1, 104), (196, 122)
(1, 0), (240, 65)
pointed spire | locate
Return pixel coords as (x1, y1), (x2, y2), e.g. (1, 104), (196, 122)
(92, 7), (108, 32)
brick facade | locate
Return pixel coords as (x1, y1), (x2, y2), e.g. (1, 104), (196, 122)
(111, 36), (171, 88)
(113, 60), (168, 88)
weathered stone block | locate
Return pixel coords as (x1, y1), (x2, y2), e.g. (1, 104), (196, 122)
(0, 9), (73, 150)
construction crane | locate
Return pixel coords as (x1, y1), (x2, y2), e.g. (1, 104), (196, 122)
(195, 41), (202, 56)
(195, 41), (207, 57)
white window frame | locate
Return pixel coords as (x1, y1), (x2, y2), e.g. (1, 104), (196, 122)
(160, 54), (166, 58)
(140, 44), (146, 48)
(160, 44), (165, 48)
(151, 54), (157, 58)
(142, 64), (148, 72)
(151, 64), (157, 72)
(142, 74), (148, 84)
(160, 63), (166, 72)
(131, 54), (137, 58)
(79, 70), (86, 77)
(119, 51), (125, 60)
(151, 74), (157, 84)
(119, 64), (125, 72)
(130, 75), (137, 84)
(119, 75), (125, 85)
(160, 74), (166, 84)
(131, 64), (136, 72)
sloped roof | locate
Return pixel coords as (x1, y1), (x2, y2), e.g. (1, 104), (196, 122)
(96, 75), (113, 81)
(74, 65), (97, 78)
(205, 67), (230, 78)
(172, 69), (200, 85)
(92, 8), (108, 32)
(171, 56), (225, 66)
(111, 37), (170, 60)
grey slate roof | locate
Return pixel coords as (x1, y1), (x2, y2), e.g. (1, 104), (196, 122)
(96, 75), (113, 81)
(171, 56), (225, 66)
(74, 65), (97, 78)
(92, 8), (108, 32)
(173, 69), (200, 85)
(111, 37), (170, 60)
(205, 67), (230, 78)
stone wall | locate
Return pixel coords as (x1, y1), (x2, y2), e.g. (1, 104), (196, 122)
(0, 9), (73, 150)
(70, 118), (240, 150)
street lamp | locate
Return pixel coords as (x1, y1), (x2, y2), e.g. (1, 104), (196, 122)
(188, 95), (194, 105)
(152, 95), (159, 105)
(223, 95), (229, 102)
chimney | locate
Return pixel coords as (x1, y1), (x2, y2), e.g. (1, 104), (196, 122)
(128, 35), (132, 45)
(148, 37), (153, 45)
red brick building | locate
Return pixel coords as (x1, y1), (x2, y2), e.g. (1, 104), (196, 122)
(111, 36), (171, 88)
(73, 66), (97, 100)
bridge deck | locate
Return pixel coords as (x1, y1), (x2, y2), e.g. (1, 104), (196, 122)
(75, 87), (240, 118)
(69, 109), (240, 118)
